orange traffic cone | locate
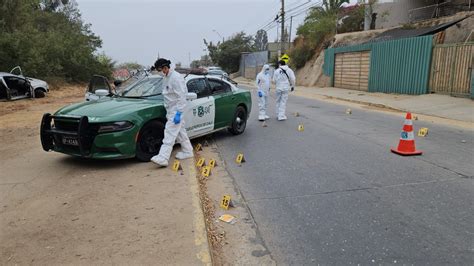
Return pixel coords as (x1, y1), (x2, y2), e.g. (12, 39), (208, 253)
(391, 112), (423, 156)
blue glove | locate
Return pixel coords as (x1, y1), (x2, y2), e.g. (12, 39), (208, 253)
(173, 111), (182, 124)
(258, 90), (263, 97)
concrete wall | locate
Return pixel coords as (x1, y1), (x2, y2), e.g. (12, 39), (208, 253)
(242, 66), (260, 80)
(374, 0), (436, 29)
(412, 11), (474, 44)
(268, 42), (291, 59)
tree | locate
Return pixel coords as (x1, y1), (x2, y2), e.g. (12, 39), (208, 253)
(337, 4), (365, 33)
(254, 29), (268, 51)
(204, 32), (255, 73)
(116, 62), (144, 70)
(190, 60), (201, 69)
(322, 0), (349, 12)
(0, 0), (114, 81)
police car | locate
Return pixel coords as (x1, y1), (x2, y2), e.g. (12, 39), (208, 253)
(40, 72), (251, 161)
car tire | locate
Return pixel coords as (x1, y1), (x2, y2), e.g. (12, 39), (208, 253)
(228, 105), (247, 135)
(34, 89), (46, 98)
(136, 120), (165, 162)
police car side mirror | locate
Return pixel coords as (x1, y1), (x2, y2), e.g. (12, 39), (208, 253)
(186, 92), (197, 101)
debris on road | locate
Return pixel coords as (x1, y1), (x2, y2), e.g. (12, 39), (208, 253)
(219, 214), (236, 224)
(346, 108), (352, 114)
(294, 112), (300, 117)
(298, 124), (304, 131)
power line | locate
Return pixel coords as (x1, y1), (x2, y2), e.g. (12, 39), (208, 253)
(252, 0), (324, 43)
(285, 0), (312, 13)
(263, 0), (323, 32)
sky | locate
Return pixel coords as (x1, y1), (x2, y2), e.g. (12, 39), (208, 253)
(76, 0), (358, 67)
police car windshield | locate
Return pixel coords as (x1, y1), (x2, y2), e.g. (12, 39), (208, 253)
(121, 76), (163, 97)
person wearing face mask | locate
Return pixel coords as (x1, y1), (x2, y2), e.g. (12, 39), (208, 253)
(150, 58), (194, 167)
(272, 60), (296, 121)
(255, 64), (271, 121)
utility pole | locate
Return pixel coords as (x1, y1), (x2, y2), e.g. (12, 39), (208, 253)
(363, 0), (372, 31)
(280, 0), (285, 53)
(288, 15), (293, 50)
(213, 29), (224, 43)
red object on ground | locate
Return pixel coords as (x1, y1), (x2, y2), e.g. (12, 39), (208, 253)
(391, 112), (423, 156)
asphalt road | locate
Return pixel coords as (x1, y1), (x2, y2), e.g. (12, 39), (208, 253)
(212, 85), (474, 265)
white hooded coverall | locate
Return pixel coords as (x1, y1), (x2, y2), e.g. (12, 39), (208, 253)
(152, 70), (193, 164)
(272, 65), (296, 120)
(256, 64), (271, 120)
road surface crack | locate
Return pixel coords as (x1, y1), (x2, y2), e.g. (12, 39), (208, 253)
(246, 177), (461, 202)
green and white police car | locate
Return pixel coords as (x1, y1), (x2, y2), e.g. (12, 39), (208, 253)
(40, 72), (251, 161)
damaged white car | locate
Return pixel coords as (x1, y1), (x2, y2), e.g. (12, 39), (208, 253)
(10, 66), (49, 98)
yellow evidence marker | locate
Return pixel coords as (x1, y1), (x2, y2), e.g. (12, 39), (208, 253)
(235, 153), (246, 164)
(298, 124), (304, 131)
(220, 195), (232, 210)
(172, 160), (182, 171)
(195, 143), (202, 152)
(209, 159), (217, 169)
(201, 166), (211, 177)
(196, 158), (206, 168)
(418, 127), (429, 137)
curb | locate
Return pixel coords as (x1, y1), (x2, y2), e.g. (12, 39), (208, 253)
(235, 78), (474, 128)
(187, 161), (212, 265)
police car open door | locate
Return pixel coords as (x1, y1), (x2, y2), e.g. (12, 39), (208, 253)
(184, 78), (215, 138)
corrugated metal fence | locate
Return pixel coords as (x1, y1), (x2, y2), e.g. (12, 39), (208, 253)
(429, 43), (474, 97)
(324, 35), (434, 95)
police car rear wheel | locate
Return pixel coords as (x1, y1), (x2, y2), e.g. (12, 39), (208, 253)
(136, 120), (165, 162)
(229, 106), (247, 135)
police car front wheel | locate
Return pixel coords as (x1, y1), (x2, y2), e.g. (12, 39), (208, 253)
(228, 106), (247, 135)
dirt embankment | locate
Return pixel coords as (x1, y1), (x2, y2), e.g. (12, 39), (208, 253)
(0, 85), (210, 265)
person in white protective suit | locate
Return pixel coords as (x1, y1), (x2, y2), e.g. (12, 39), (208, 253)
(255, 64), (271, 121)
(151, 58), (194, 167)
(272, 60), (296, 121)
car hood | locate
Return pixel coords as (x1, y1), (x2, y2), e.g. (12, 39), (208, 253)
(27, 77), (48, 88)
(55, 97), (163, 122)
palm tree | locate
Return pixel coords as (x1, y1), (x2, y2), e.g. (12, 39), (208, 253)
(322, 0), (350, 12)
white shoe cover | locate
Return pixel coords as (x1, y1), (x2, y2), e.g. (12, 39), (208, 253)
(175, 151), (194, 160)
(150, 155), (168, 167)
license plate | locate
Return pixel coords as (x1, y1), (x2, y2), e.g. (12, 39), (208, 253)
(62, 136), (79, 146)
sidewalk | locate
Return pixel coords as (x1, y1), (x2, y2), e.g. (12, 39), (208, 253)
(235, 77), (474, 124)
